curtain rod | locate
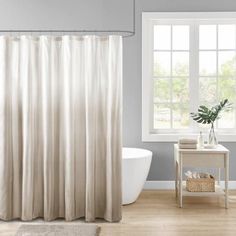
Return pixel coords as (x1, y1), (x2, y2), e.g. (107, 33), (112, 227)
(0, 30), (134, 38)
(0, 0), (135, 38)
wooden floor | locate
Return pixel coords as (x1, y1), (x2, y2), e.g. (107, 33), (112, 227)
(1, 190), (236, 236)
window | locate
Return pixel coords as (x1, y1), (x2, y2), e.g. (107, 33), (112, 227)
(142, 12), (236, 142)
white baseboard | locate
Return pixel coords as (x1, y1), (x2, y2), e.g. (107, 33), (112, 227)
(144, 181), (236, 190)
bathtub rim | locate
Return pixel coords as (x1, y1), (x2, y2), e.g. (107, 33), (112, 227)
(122, 147), (153, 160)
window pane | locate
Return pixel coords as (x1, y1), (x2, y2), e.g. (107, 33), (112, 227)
(173, 104), (190, 129)
(172, 25), (189, 50)
(154, 25), (171, 50)
(154, 104), (171, 129)
(199, 51), (216, 76)
(172, 52), (189, 76)
(154, 79), (171, 103)
(218, 77), (236, 102)
(218, 51), (236, 77)
(218, 25), (236, 49)
(199, 25), (216, 49)
(199, 77), (217, 104)
(218, 109), (235, 128)
(154, 52), (171, 76)
(172, 77), (189, 103)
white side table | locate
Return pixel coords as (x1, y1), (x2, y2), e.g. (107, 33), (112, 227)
(174, 144), (229, 208)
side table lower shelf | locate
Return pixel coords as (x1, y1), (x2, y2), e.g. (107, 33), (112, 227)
(176, 183), (228, 208)
(181, 184), (225, 197)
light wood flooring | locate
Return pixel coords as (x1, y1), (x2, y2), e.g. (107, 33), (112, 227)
(1, 190), (236, 236)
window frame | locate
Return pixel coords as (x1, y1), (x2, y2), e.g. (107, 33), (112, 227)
(142, 12), (236, 142)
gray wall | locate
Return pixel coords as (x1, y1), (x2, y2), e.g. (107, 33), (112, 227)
(0, 0), (133, 32)
(0, 0), (236, 180)
(123, 0), (236, 180)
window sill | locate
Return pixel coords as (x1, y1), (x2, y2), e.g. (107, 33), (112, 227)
(142, 133), (236, 142)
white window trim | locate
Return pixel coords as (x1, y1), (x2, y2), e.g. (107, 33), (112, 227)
(142, 12), (236, 142)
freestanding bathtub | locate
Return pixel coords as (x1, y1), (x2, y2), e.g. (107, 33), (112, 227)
(122, 147), (153, 205)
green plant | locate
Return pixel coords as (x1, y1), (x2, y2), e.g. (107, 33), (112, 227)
(190, 99), (232, 125)
(191, 99), (232, 145)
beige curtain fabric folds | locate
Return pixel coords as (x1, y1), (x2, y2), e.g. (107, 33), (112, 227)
(0, 35), (122, 222)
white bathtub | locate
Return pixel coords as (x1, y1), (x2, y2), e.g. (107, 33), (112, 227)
(122, 147), (152, 205)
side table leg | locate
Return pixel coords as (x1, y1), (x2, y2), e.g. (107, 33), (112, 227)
(218, 168), (221, 186)
(225, 153), (229, 209)
(179, 157), (183, 208)
(175, 161), (178, 198)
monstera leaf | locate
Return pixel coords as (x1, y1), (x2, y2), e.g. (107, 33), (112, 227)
(190, 99), (232, 125)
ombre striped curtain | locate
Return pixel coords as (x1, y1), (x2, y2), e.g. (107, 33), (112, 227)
(0, 35), (122, 222)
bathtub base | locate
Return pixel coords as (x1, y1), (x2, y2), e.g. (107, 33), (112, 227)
(122, 148), (152, 205)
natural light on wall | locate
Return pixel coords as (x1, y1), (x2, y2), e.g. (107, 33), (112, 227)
(142, 12), (236, 142)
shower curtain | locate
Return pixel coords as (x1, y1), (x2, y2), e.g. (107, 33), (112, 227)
(0, 35), (122, 222)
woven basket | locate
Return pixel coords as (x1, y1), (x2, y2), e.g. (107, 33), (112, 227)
(186, 175), (215, 192)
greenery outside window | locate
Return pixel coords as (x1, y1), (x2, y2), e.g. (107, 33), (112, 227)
(142, 12), (236, 142)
